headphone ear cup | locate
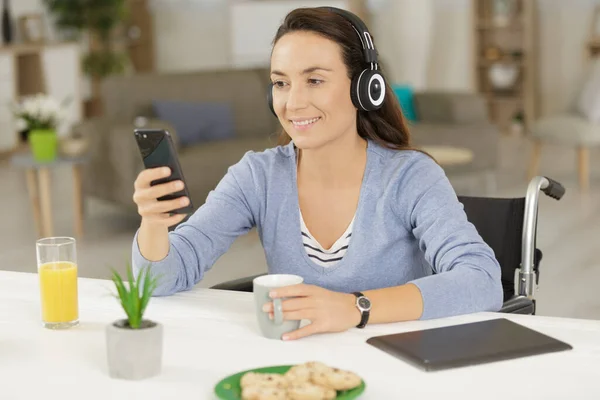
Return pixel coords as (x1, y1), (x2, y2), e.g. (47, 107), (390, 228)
(351, 69), (386, 112)
(356, 70), (386, 111)
(368, 71), (386, 110)
(350, 72), (364, 111)
(267, 83), (276, 117)
(357, 70), (374, 111)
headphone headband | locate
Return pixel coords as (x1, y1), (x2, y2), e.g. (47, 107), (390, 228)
(318, 7), (379, 66)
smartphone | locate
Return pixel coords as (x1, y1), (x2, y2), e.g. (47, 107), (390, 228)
(134, 128), (194, 214)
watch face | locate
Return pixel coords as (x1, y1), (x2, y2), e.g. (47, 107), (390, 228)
(358, 297), (371, 310)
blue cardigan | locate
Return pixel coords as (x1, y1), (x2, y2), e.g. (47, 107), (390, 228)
(132, 140), (503, 320)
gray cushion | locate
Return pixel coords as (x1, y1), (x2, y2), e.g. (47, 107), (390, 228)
(530, 115), (600, 145)
(152, 100), (235, 147)
(413, 92), (489, 124)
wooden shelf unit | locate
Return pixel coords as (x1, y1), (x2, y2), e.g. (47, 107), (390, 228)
(589, 39), (600, 59)
(472, 0), (539, 132)
(586, 6), (600, 62)
(0, 42), (82, 154)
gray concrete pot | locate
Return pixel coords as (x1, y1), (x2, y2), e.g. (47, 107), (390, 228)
(106, 319), (163, 380)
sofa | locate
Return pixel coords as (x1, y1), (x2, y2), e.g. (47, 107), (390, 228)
(76, 68), (499, 212)
(76, 68), (279, 212)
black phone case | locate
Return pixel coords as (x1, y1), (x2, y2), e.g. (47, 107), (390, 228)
(134, 129), (194, 214)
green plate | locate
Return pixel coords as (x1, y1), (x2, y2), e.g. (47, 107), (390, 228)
(214, 365), (366, 399)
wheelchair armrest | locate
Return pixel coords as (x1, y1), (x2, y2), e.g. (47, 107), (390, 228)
(499, 296), (536, 315)
(210, 274), (267, 292)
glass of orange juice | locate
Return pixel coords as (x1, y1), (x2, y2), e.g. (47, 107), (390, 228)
(36, 237), (79, 329)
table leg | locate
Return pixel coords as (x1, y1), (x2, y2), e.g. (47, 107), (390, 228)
(25, 168), (43, 237)
(578, 146), (589, 192)
(38, 167), (54, 238)
(73, 165), (84, 238)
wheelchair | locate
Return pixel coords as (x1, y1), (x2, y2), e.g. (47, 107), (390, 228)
(211, 176), (565, 315)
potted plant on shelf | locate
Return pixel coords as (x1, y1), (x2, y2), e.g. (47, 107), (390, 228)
(107, 263), (163, 380)
(13, 94), (66, 163)
(43, 0), (129, 117)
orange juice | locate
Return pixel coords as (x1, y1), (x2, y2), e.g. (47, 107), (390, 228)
(39, 261), (78, 323)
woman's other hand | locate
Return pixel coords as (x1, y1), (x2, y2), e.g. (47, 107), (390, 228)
(263, 284), (360, 341)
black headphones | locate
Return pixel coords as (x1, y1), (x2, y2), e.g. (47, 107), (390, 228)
(267, 7), (386, 116)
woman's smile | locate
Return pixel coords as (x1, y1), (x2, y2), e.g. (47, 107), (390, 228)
(290, 117), (321, 131)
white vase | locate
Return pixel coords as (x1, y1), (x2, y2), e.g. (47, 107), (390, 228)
(374, 0), (433, 90)
(488, 63), (519, 90)
(492, 0), (516, 27)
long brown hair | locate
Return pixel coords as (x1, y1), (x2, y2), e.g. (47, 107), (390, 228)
(271, 7), (413, 151)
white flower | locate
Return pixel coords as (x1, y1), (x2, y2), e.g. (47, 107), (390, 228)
(39, 97), (59, 122)
(15, 118), (28, 131)
(22, 96), (39, 117)
(17, 94), (65, 129)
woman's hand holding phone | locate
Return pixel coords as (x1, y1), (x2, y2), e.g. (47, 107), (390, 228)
(133, 166), (190, 228)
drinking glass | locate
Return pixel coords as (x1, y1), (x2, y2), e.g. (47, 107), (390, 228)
(36, 237), (79, 329)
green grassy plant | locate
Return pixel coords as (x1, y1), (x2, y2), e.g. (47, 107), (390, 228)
(111, 263), (158, 329)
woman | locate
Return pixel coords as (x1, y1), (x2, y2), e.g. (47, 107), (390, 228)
(131, 7), (502, 341)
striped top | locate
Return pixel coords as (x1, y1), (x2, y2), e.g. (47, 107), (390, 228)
(299, 210), (354, 267)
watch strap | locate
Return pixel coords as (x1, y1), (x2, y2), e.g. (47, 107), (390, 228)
(352, 291), (370, 329)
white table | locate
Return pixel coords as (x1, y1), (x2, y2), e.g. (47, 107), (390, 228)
(1, 270), (600, 400)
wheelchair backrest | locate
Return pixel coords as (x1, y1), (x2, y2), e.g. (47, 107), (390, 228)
(458, 196), (527, 302)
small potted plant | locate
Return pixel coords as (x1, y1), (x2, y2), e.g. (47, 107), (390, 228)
(13, 93), (66, 162)
(107, 263), (163, 380)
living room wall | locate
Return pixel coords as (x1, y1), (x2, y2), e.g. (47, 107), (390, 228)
(147, 0), (600, 117)
(151, 1), (231, 72)
(14, 0), (600, 117)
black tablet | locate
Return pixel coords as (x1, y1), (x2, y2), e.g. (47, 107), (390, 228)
(366, 318), (572, 371)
